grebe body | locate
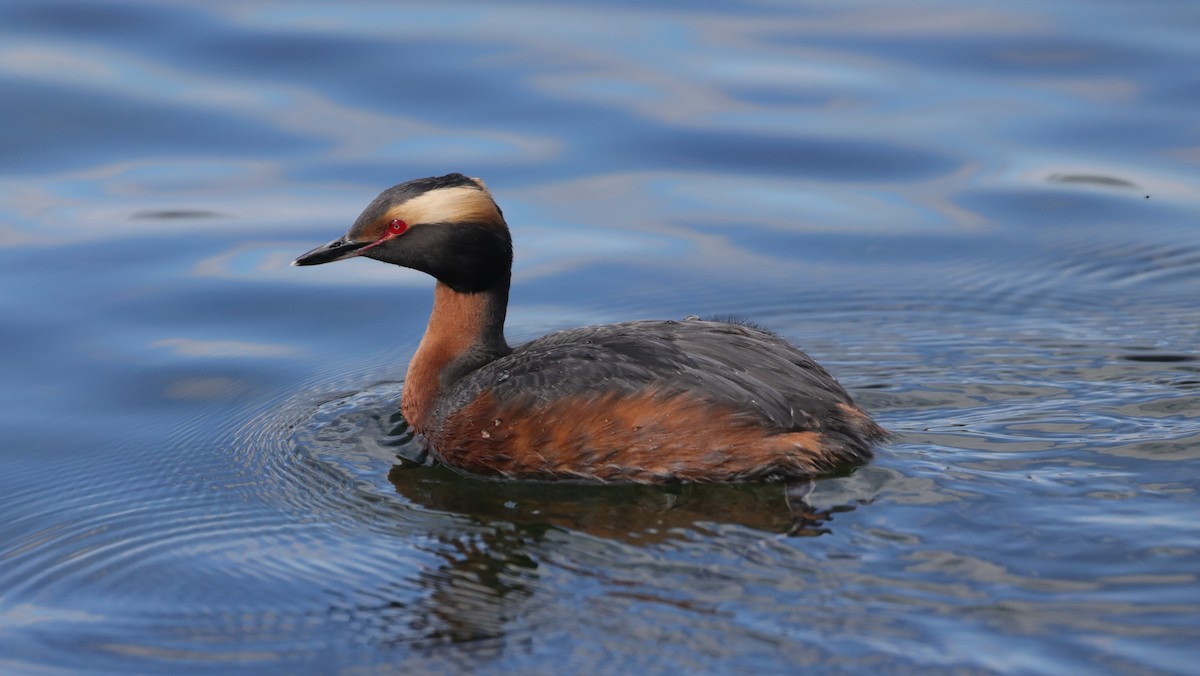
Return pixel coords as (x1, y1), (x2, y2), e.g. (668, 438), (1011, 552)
(295, 174), (885, 483)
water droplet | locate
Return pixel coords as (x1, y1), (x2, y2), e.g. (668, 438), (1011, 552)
(497, 370), (511, 382)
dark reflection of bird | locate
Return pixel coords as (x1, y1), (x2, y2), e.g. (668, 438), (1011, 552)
(387, 463), (847, 539)
(295, 173), (886, 483)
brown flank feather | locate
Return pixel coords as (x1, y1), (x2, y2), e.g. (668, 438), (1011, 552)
(430, 388), (842, 483)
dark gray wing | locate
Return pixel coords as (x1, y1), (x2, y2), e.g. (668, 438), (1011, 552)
(435, 319), (858, 434)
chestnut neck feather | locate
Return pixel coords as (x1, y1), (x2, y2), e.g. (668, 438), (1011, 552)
(402, 279), (510, 435)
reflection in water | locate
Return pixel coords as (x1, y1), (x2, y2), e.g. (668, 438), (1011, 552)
(387, 463), (855, 542)
(329, 525), (541, 652)
(325, 463), (863, 651)
(1046, 173), (1137, 188)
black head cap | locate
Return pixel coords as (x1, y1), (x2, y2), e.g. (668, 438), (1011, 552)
(293, 173), (511, 293)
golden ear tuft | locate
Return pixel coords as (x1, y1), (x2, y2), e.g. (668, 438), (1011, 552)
(385, 185), (503, 228)
(469, 177), (490, 192)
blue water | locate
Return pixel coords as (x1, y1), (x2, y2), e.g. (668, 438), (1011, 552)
(2, 1), (1198, 673)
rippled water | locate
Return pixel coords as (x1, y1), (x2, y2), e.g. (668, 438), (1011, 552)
(2, 1), (1198, 673)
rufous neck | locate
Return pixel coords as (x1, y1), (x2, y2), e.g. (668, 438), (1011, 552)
(402, 280), (510, 434)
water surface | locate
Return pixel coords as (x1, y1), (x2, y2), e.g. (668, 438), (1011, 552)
(2, 1), (1198, 673)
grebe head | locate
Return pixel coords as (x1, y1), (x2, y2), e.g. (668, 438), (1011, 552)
(293, 173), (511, 293)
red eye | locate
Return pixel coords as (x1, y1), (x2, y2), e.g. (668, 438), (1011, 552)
(388, 219), (408, 235)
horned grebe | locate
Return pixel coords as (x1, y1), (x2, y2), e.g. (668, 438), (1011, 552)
(294, 174), (885, 483)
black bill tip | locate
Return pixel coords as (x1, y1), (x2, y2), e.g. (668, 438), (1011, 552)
(292, 238), (370, 266)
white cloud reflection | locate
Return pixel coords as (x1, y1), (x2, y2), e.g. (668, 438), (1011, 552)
(2, 0), (1196, 269)
(152, 338), (302, 358)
